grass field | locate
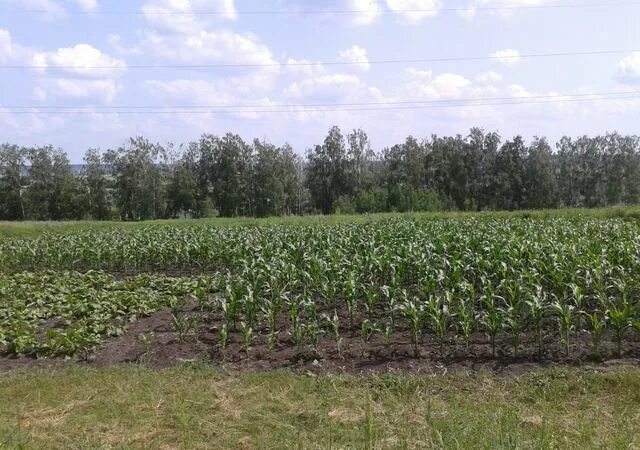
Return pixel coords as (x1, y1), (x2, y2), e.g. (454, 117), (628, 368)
(1, 365), (639, 449)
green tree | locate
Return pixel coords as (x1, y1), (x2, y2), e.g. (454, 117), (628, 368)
(0, 144), (26, 220)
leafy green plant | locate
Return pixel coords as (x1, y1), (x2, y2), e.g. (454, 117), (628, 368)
(608, 301), (634, 357)
(401, 297), (422, 357)
(552, 300), (575, 357)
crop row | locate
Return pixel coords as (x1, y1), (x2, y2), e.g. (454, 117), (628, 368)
(1, 266), (639, 359)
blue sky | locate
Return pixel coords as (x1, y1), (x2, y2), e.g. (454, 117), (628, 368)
(1, 0), (640, 162)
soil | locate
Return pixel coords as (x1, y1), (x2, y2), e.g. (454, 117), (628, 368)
(2, 303), (640, 376)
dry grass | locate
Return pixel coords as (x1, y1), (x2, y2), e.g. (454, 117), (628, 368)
(1, 365), (639, 449)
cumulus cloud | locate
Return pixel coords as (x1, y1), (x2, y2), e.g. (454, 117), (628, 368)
(32, 44), (127, 77)
(616, 52), (640, 84)
(338, 45), (370, 71)
(74, 0), (98, 12)
(476, 70), (503, 84)
(33, 79), (122, 103)
(490, 49), (521, 66)
(284, 58), (326, 77)
(141, 30), (276, 66)
(385, 0), (441, 23)
(142, 0), (237, 33)
(460, 0), (558, 19)
(350, 0), (382, 25)
(284, 73), (385, 103)
(11, 0), (66, 15)
(0, 29), (34, 63)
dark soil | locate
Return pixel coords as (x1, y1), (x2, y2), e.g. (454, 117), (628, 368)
(2, 302), (640, 376)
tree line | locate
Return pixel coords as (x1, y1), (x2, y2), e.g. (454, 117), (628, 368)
(1, 127), (639, 221)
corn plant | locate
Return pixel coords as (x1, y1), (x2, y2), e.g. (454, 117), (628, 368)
(526, 287), (547, 357)
(218, 323), (229, 349)
(552, 300), (575, 357)
(608, 301), (634, 357)
(171, 313), (197, 343)
(481, 287), (503, 358)
(584, 310), (607, 357)
(400, 297), (422, 357)
(454, 285), (476, 352)
(424, 294), (450, 356)
(323, 311), (342, 357)
(240, 322), (253, 354)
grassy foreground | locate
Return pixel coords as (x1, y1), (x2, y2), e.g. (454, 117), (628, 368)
(1, 366), (639, 449)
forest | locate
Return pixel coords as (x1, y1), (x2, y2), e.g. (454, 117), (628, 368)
(1, 127), (639, 220)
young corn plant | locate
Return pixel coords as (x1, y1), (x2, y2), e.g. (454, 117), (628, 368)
(454, 286), (476, 353)
(552, 300), (575, 357)
(171, 313), (197, 343)
(323, 311), (342, 357)
(241, 287), (257, 329)
(240, 321), (253, 354)
(481, 300), (503, 358)
(584, 310), (607, 358)
(424, 293), (450, 357)
(504, 302), (525, 358)
(362, 282), (378, 320)
(401, 297), (422, 357)
(218, 323), (229, 350)
(526, 287), (547, 358)
(608, 301), (634, 358)
(344, 273), (358, 331)
(289, 295), (305, 352)
(361, 319), (378, 343)
(261, 294), (283, 351)
(570, 283), (587, 332)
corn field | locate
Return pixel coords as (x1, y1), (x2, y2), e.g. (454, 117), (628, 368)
(1, 217), (640, 361)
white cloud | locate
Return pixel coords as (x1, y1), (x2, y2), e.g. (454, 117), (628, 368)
(461, 0), (557, 19)
(49, 79), (122, 103)
(74, 0), (98, 12)
(476, 70), (503, 84)
(284, 58), (326, 77)
(140, 29), (277, 67)
(284, 73), (385, 103)
(350, 0), (381, 25)
(142, 0), (237, 33)
(11, 0), (66, 15)
(616, 52), (640, 84)
(385, 0), (441, 24)
(138, 0), (275, 68)
(338, 45), (370, 72)
(144, 79), (237, 105)
(0, 29), (34, 63)
(32, 44), (127, 77)
(490, 49), (520, 66)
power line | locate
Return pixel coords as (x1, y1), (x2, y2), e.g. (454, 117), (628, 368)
(2, 49), (637, 70)
(2, 92), (639, 115)
(4, 1), (639, 15)
(6, 90), (640, 110)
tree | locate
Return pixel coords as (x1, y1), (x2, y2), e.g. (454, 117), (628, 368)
(104, 137), (166, 220)
(0, 144), (25, 220)
(493, 137), (527, 210)
(306, 126), (352, 214)
(24, 146), (55, 220)
(524, 137), (557, 209)
(82, 149), (111, 220)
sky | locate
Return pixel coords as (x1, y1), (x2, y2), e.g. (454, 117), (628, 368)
(1, 0), (640, 162)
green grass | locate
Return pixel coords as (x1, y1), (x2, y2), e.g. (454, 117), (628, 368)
(2, 206), (640, 238)
(1, 365), (639, 449)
